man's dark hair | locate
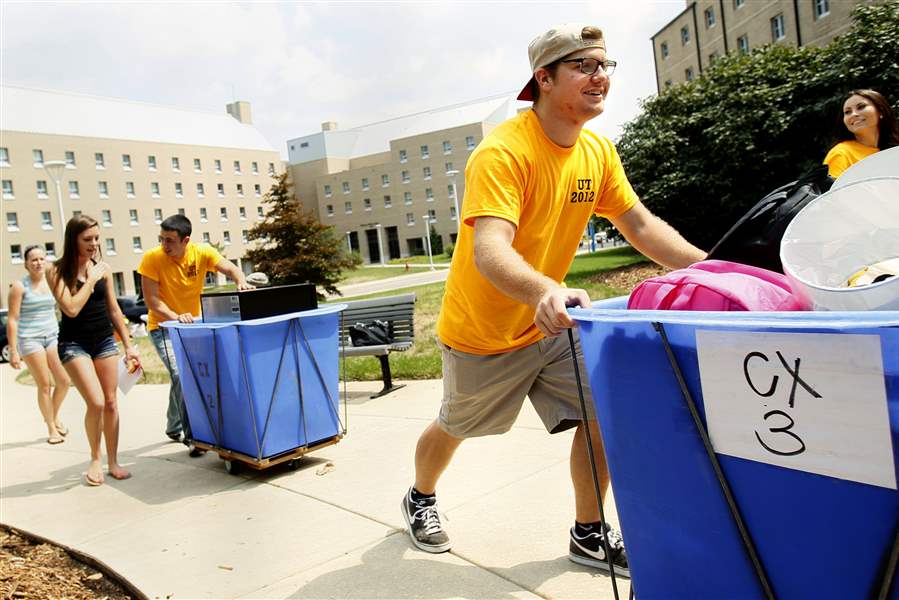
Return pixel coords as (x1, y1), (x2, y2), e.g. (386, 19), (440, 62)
(160, 214), (192, 240)
(531, 62), (561, 103)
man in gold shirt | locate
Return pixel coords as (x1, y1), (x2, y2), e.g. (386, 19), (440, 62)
(139, 214), (253, 455)
(400, 24), (706, 575)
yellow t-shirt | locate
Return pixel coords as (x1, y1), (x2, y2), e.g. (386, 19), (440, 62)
(436, 109), (638, 355)
(138, 242), (223, 330)
(823, 140), (879, 178)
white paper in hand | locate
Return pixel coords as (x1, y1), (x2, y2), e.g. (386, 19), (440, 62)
(117, 357), (142, 395)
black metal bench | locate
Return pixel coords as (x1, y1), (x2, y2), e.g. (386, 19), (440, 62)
(336, 293), (416, 398)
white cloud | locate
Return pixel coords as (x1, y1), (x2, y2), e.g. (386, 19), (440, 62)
(1, 1), (684, 156)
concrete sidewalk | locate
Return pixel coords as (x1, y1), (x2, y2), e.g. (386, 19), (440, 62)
(0, 364), (629, 599)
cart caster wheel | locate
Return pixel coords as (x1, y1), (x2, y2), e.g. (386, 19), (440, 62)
(224, 460), (242, 475)
(287, 459), (302, 471)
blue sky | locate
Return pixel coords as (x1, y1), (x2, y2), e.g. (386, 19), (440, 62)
(2, 1), (685, 156)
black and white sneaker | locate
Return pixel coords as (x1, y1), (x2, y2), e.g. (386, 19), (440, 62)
(569, 523), (630, 578)
(400, 487), (451, 553)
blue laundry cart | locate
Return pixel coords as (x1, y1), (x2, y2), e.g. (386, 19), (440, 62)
(161, 304), (346, 474)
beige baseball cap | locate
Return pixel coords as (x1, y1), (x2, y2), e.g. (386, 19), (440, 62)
(517, 23), (606, 102)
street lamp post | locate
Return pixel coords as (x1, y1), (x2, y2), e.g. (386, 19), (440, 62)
(374, 223), (385, 265)
(422, 215), (435, 271)
(44, 160), (67, 244)
(345, 231), (352, 254)
(447, 169), (461, 230)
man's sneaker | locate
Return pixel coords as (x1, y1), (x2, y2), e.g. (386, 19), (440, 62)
(400, 487), (451, 553)
(569, 523), (630, 578)
(188, 443), (207, 458)
(166, 432), (183, 443)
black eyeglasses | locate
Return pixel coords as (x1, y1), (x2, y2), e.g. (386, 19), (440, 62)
(559, 57), (617, 77)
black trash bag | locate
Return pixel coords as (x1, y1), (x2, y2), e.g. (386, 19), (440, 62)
(349, 320), (392, 347)
(707, 165), (834, 273)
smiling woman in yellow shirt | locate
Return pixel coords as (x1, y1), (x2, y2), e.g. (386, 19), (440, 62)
(823, 89), (899, 178)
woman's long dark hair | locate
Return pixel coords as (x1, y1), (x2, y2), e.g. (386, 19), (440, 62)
(833, 89), (899, 150)
(55, 215), (100, 293)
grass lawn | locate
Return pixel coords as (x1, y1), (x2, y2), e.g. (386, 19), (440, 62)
(15, 247), (648, 386)
(339, 265), (439, 286)
(388, 253), (452, 265)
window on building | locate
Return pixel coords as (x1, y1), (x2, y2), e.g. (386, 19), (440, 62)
(257, 206), (264, 219)
(133, 236), (143, 251)
(254, 184), (261, 196)
(382, 174), (390, 186)
(423, 166), (432, 180)
(129, 209), (139, 225)
(7, 212), (18, 230)
(384, 195), (392, 208)
(402, 170), (410, 183)
(704, 7), (715, 28)
(172, 157), (180, 171)
(681, 26), (690, 46)
(197, 183), (205, 197)
(447, 184), (455, 197)
(685, 67), (694, 81)
(220, 207), (228, 221)
(251, 161), (259, 175)
(399, 149), (408, 163)
(202, 232), (211, 244)
(814, 0), (830, 19)
(239, 206), (247, 220)
(72, 210), (82, 218)
(177, 208), (185, 216)
(425, 188), (434, 201)
(122, 154), (132, 169)
(443, 141), (452, 154)
(11, 244), (23, 262)
(69, 181), (80, 198)
(404, 191), (412, 205)
(102, 209), (112, 225)
(2, 180), (13, 199)
(363, 198), (372, 211)
(361, 177), (369, 190)
(44, 242), (56, 258)
(734, 0), (745, 8)
(106, 239), (116, 255)
(420, 145), (430, 159)
(661, 41), (669, 59)
(97, 181), (108, 197)
(445, 162), (454, 174)
(342, 181), (350, 194)
(326, 204), (334, 217)
(324, 184), (332, 197)
(406, 213), (415, 225)
(194, 158), (202, 172)
(771, 14), (786, 41)
(32, 150), (44, 166)
(200, 207), (208, 222)
(154, 208), (162, 223)
(0, 147), (9, 166)
(217, 183), (225, 197)
(223, 231), (231, 245)
(175, 182), (183, 197)
(738, 34), (750, 54)
(215, 159), (222, 173)
(242, 229), (249, 243)
(234, 160), (241, 174)
(268, 162), (275, 176)
(151, 182), (160, 197)
(665, 79), (673, 89)
(148, 155), (157, 170)
(465, 136), (476, 150)
(237, 183), (244, 196)
(344, 201), (352, 214)
(427, 208), (436, 222)
(95, 152), (105, 169)
(36, 180), (48, 198)
(126, 181), (135, 197)
(65, 151), (76, 167)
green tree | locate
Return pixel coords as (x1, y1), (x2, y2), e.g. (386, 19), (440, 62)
(617, 0), (899, 249)
(246, 174), (360, 296)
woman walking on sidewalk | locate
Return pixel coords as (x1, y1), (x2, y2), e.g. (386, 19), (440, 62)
(47, 215), (140, 486)
(6, 245), (71, 444)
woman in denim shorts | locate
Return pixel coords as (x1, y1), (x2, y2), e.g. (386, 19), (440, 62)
(48, 215), (141, 486)
(7, 245), (71, 444)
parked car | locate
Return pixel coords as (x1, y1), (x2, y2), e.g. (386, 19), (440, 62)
(0, 309), (9, 363)
(116, 295), (148, 325)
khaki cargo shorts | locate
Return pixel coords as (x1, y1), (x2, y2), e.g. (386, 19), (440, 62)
(438, 332), (595, 438)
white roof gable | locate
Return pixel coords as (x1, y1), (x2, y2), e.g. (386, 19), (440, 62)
(1, 85), (277, 152)
(287, 94), (522, 164)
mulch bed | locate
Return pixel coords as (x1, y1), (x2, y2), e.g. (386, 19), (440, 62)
(589, 261), (671, 293)
(0, 525), (136, 600)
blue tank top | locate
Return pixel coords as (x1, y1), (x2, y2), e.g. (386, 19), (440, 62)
(58, 276), (114, 344)
(18, 276), (59, 338)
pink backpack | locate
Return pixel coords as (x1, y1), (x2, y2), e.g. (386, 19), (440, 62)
(627, 260), (803, 311)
